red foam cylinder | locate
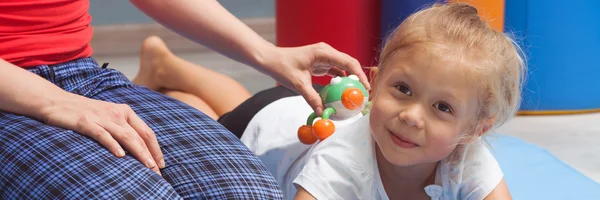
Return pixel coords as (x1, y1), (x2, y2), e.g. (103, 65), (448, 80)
(276, 0), (381, 85)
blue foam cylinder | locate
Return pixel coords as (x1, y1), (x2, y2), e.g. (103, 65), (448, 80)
(380, 0), (438, 39)
(505, 0), (600, 112)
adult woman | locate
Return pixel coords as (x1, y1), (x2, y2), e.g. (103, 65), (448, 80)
(0, 0), (369, 199)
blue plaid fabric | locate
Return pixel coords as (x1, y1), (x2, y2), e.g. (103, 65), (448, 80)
(0, 58), (283, 199)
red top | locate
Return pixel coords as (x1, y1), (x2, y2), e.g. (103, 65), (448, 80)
(0, 0), (93, 68)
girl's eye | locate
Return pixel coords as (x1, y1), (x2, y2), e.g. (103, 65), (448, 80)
(434, 102), (453, 114)
(395, 83), (412, 96)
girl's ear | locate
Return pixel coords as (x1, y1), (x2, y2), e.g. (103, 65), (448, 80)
(367, 66), (379, 100)
(477, 116), (496, 137)
(459, 116), (496, 145)
(368, 66), (379, 83)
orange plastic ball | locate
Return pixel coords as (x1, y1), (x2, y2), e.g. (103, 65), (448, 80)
(342, 88), (364, 110)
(298, 125), (317, 144)
(313, 119), (335, 140)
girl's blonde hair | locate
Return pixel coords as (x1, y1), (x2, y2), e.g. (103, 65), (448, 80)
(376, 2), (526, 142)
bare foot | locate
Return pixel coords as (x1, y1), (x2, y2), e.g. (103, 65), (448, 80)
(133, 36), (172, 90)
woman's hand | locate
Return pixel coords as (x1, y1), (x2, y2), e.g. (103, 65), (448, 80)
(259, 43), (371, 116)
(0, 59), (163, 175)
(40, 93), (165, 175)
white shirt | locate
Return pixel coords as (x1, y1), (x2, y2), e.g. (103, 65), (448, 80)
(241, 96), (503, 200)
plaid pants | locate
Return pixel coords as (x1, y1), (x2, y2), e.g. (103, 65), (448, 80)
(0, 58), (283, 199)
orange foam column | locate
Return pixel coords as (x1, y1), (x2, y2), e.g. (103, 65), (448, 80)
(450, 0), (505, 32)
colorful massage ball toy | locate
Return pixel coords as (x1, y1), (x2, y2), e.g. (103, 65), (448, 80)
(297, 75), (369, 144)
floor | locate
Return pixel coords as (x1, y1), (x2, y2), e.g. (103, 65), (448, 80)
(95, 51), (600, 184)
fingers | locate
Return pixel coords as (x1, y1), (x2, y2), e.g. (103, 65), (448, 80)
(310, 63), (333, 76)
(102, 119), (161, 176)
(312, 43), (371, 90)
(126, 110), (165, 169)
(326, 67), (347, 78)
(80, 119), (125, 158)
(297, 83), (324, 116)
(48, 96), (163, 176)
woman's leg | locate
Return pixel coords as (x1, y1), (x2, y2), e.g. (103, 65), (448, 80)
(0, 111), (181, 199)
(92, 81), (282, 199)
(0, 59), (283, 199)
(133, 36), (251, 116)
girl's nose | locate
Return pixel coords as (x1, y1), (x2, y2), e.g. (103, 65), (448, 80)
(399, 104), (425, 129)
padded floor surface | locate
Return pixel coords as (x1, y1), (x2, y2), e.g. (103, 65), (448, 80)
(488, 134), (600, 199)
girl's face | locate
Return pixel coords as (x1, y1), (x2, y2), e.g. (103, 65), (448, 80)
(369, 47), (482, 166)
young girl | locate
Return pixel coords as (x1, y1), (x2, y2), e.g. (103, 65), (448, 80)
(135, 3), (525, 199)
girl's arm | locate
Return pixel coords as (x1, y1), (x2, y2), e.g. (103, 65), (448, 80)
(294, 186), (317, 200)
(484, 178), (512, 200)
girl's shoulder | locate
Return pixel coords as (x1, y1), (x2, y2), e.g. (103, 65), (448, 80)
(438, 139), (504, 200)
(241, 96), (313, 154)
(294, 115), (379, 199)
(241, 96), (375, 198)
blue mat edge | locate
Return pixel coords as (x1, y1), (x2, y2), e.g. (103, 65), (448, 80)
(486, 133), (600, 199)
